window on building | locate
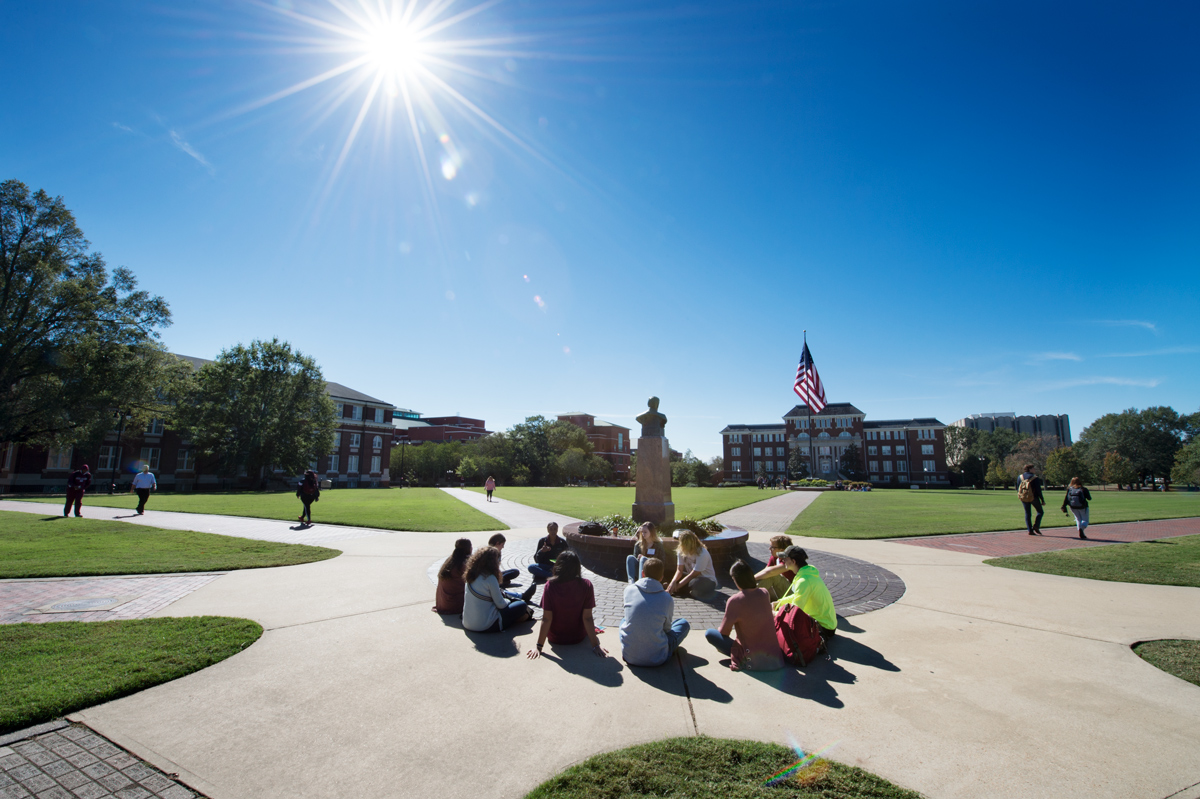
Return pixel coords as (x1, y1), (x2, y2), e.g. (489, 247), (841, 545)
(375, 408), (384, 423)
(766, 461), (775, 471)
(333, 432), (341, 449)
(96, 446), (117, 472)
(896, 446), (905, 456)
(350, 433), (362, 448)
(329, 454), (340, 473)
(922, 444), (934, 455)
(882, 446), (892, 456)
(883, 461), (893, 472)
(818, 446), (832, 455)
(731, 447), (741, 456)
(923, 460), (936, 472)
(372, 435), (383, 450)
(177, 449), (195, 471)
(753, 447), (761, 456)
(351, 405), (362, 421)
(868, 461), (879, 472)
(868, 446), (877, 456)
(731, 462), (741, 473)
(348, 455), (360, 473)
(46, 447), (73, 470)
(139, 447), (161, 470)
(145, 418), (164, 436)
(336, 403), (345, 417)
(618, 433), (623, 451)
(777, 460), (785, 471)
(371, 455), (381, 473)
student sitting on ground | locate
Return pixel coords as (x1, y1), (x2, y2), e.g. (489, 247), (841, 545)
(706, 560), (784, 671)
(752, 535), (796, 601)
(620, 558), (690, 667)
(666, 530), (718, 601)
(773, 546), (838, 642)
(527, 551), (608, 659)
(488, 533), (521, 587)
(525, 522), (571, 591)
(462, 546), (533, 633)
(626, 522), (664, 583)
(433, 538), (472, 615)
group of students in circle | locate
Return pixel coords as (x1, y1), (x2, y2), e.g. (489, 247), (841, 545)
(434, 521), (840, 671)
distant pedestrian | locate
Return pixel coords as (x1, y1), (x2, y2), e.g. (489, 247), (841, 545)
(1061, 477), (1092, 540)
(485, 475), (496, 502)
(130, 464), (157, 515)
(64, 464), (92, 517)
(1017, 464), (1045, 535)
(296, 469), (320, 525)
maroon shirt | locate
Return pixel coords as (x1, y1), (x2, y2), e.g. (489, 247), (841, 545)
(542, 577), (596, 645)
(434, 565), (465, 614)
(719, 588), (784, 671)
(768, 555), (796, 583)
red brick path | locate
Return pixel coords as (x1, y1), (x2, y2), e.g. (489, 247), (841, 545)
(893, 516), (1200, 557)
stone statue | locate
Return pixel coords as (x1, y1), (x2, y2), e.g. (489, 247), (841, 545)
(636, 396), (667, 437)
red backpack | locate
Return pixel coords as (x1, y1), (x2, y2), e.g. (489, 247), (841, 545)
(774, 605), (825, 667)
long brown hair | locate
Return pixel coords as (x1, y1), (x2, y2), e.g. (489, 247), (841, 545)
(464, 546), (502, 584)
(1069, 477), (1083, 488)
(439, 538), (472, 580)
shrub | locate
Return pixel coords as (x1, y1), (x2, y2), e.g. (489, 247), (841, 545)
(585, 514), (724, 539)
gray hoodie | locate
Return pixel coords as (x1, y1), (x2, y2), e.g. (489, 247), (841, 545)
(619, 577), (675, 666)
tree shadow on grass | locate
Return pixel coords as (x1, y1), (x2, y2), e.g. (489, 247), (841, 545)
(39, 517), (64, 522)
(534, 646), (625, 687)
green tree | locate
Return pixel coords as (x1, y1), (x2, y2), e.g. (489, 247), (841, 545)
(1, 179), (178, 447)
(985, 458), (1016, 487)
(1170, 439), (1200, 486)
(974, 428), (1026, 468)
(1076, 407), (1186, 484)
(586, 455), (614, 484)
(547, 420), (592, 455)
(509, 416), (554, 486)
(1011, 434), (1060, 475)
(1101, 451), (1137, 490)
(788, 447), (810, 480)
(944, 426), (980, 475)
(691, 458), (713, 486)
(840, 443), (868, 481)
(557, 447), (590, 483)
(1044, 446), (1089, 487)
(175, 339), (335, 482)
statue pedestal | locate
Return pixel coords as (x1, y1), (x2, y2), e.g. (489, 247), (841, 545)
(632, 435), (674, 527)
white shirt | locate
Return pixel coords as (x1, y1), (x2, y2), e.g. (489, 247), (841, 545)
(131, 472), (157, 489)
(679, 547), (716, 583)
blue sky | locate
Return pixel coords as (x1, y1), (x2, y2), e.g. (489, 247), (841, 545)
(3, 0), (1197, 460)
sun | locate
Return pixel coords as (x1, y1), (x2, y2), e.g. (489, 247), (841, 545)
(362, 20), (425, 82)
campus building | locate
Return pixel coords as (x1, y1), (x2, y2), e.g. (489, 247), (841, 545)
(392, 414), (490, 445)
(557, 413), (633, 482)
(720, 403), (949, 486)
(951, 412), (1072, 445)
(0, 355), (398, 493)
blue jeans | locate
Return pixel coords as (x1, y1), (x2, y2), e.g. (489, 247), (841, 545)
(1023, 501), (1043, 532)
(478, 600), (530, 633)
(500, 568), (519, 586)
(680, 576), (717, 601)
(626, 555), (648, 583)
(705, 629), (734, 655)
(528, 563), (554, 583)
(666, 619), (690, 657)
(1070, 507), (1089, 532)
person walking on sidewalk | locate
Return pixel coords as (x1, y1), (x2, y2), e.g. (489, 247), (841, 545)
(485, 475), (496, 502)
(1017, 464), (1045, 535)
(296, 469), (320, 525)
(130, 464), (157, 515)
(1061, 477), (1092, 540)
(64, 464), (92, 517)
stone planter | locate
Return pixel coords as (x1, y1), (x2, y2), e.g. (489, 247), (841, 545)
(563, 523), (750, 584)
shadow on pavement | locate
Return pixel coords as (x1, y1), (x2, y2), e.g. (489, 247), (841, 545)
(828, 635), (900, 672)
(837, 617), (866, 634)
(536, 647), (625, 687)
(743, 663), (845, 709)
(622, 648), (732, 704)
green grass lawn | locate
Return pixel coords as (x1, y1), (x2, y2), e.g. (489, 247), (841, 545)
(466, 486), (778, 520)
(787, 489), (1200, 539)
(524, 736), (921, 799)
(985, 533), (1200, 588)
(0, 511), (339, 579)
(1133, 640), (1200, 687)
(0, 617), (262, 734)
(20, 487), (504, 532)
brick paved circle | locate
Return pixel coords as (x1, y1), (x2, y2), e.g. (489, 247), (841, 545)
(428, 540), (905, 630)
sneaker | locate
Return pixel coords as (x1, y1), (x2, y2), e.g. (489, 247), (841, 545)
(1028, 531), (1036, 536)
(521, 583), (538, 603)
(1078, 532), (1087, 540)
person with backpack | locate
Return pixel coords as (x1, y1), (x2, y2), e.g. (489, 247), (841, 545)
(296, 469), (320, 525)
(1060, 476), (1093, 540)
(705, 560), (783, 671)
(773, 546), (837, 642)
(64, 464), (92, 517)
(1017, 464), (1045, 535)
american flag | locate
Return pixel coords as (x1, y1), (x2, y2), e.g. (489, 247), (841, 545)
(793, 343), (827, 412)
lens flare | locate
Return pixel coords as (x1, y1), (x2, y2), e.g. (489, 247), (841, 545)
(762, 738), (842, 787)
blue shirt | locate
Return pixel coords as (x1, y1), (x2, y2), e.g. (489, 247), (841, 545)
(131, 472), (157, 489)
(619, 578), (676, 667)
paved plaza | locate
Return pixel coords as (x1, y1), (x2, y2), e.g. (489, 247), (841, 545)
(1, 496), (1198, 798)
(895, 515), (1200, 557)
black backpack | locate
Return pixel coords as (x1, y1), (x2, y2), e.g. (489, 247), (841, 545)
(1067, 487), (1086, 509)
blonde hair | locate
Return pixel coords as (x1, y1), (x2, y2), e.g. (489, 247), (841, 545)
(677, 530), (704, 557)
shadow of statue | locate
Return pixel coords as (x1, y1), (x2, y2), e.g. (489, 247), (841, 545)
(534, 646), (625, 687)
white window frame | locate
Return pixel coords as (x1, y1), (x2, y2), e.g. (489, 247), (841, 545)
(177, 449), (195, 471)
(374, 408), (384, 423)
(97, 446), (118, 472)
(329, 454), (340, 473)
(371, 455), (381, 473)
(350, 433), (362, 448)
(146, 418), (164, 436)
(372, 435), (383, 450)
(924, 459), (937, 472)
(46, 446), (73, 470)
(348, 455), (360, 474)
(351, 405), (362, 421)
(139, 447), (161, 470)
(922, 444), (934, 455)
(336, 403), (345, 418)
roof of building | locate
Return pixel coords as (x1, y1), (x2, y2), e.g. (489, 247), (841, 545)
(391, 418), (432, 430)
(720, 423), (786, 433)
(175, 354), (392, 407)
(862, 418), (945, 428)
(782, 402), (864, 417)
(558, 413), (630, 431)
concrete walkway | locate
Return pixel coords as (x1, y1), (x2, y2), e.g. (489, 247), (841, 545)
(438, 486), (581, 530)
(711, 489), (823, 532)
(2, 502), (1199, 798)
(896, 516), (1200, 557)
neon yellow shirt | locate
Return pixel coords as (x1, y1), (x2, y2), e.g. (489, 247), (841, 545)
(773, 564), (837, 631)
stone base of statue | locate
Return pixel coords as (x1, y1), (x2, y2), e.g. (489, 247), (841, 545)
(632, 435), (674, 527)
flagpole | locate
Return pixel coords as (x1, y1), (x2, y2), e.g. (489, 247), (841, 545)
(805, 330), (814, 479)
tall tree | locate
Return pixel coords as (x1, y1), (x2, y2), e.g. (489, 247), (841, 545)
(0, 179), (176, 446)
(175, 339), (335, 482)
(1076, 407), (1185, 483)
(840, 442), (868, 481)
(1101, 451), (1137, 490)
(1171, 440), (1200, 487)
(788, 447), (810, 479)
(509, 416), (554, 486)
(944, 426), (980, 474)
(1044, 446), (1089, 487)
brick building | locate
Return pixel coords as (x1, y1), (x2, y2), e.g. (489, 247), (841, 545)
(391, 414), (490, 444)
(720, 402), (949, 487)
(0, 355), (397, 493)
(557, 413), (632, 482)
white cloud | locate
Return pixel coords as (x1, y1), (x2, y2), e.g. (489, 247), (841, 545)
(1037, 376), (1161, 391)
(1101, 346), (1200, 358)
(1030, 352), (1082, 362)
(1097, 319), (1158, 333)
(169, 130), (214, 175)
(112, 122), (135, 133)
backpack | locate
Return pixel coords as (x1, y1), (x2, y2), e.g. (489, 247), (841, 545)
(774, 605), (825, 667)
(1067, 487), (1086, 509)
(299, 471), (320, 501)
(1017, 475), (1037, 503)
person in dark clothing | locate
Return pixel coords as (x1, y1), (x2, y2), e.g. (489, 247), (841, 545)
(64, 464), (92, 517)
(296, 470), (320, 525)
(1017, 464), (1045, 535)
(523, 522), (571, 599)
(1061, 476), (1093, 540)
